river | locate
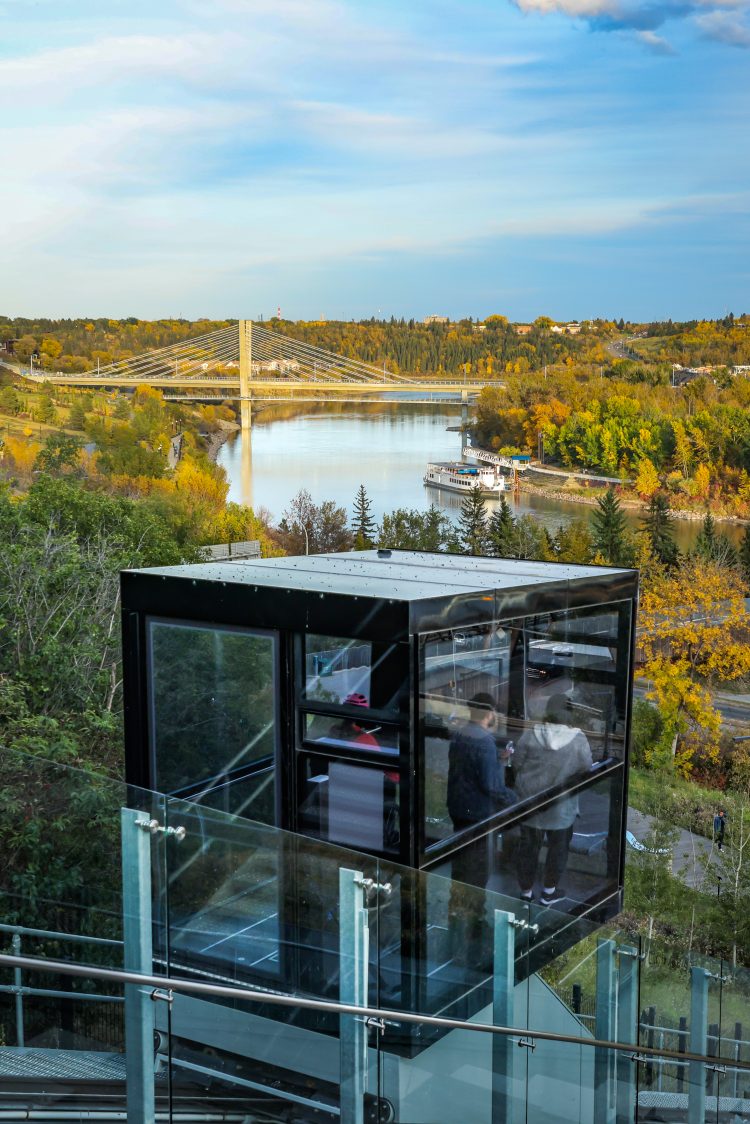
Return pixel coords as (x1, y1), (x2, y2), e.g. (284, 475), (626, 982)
(217, 401), (729, 553)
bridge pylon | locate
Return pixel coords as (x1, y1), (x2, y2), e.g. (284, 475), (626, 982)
(238, 320), (252, 430)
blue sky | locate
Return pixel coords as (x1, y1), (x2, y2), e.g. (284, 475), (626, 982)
(1, 0), (748, 321)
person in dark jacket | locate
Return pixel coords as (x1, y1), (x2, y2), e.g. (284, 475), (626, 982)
(447, 693), (516, 892)
(714, 809), (727, 851)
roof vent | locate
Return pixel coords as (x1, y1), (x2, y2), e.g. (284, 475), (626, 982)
(377, 549), (392, 559)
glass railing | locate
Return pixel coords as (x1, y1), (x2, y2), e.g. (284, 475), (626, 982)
(2, 745), (750, 1123)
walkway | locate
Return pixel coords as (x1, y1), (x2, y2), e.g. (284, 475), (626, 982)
(627, 807), (716, 890)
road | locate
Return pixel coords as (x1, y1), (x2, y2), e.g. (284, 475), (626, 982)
(634, 681), (750, 725)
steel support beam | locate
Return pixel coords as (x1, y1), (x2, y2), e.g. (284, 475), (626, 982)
(492, 909), (518, 1124)
(595, 938), (617, 1124)
(688, 966), (708, 1124)
(616, 946), (638, 1124)
(121, 808), (155, 1124)
(339, 868), (368, 1124)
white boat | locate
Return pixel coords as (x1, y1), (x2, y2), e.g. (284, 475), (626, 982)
(424, 461), (506, 497)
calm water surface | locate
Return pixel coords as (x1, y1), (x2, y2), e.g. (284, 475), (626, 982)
(217, 401), (721, 552)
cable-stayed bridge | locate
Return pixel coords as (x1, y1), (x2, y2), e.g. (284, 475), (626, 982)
(21, 320), (492, 428)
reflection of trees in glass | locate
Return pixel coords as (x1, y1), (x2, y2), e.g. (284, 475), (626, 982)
(151, 624), (275, 793)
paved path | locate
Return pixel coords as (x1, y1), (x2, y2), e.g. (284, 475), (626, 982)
(627, 807), (717, 890)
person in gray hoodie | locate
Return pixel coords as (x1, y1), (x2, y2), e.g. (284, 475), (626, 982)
(513, 694), (593, 907)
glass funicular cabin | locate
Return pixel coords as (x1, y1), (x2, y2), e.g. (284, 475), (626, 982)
(121, 549), (637, 1091)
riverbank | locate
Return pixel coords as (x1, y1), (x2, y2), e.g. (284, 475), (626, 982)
(519, 477), (750, 527)
(204, 420), (238, 462)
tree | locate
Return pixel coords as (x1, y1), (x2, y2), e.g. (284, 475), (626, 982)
(635, 457), (660, 498)
(67, 402), (87, 431)
(351, 484), (377, 548)
(458, 485), (488, 555)
(638, 559), (750, 773)
(739, 525), (750, 588)
(591, 487), (632, 565)
(35, 433), (83, 476)
(694, 512), (738, 569)
(553, 519), (593, 564)
(0, 386), (21, 415)
(277, 490), (353, 555)
(641, 494), (679, 568)
(486, 498), (515, 557)
(378, 506), (457, 552)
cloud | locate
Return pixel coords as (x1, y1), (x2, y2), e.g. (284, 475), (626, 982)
(695, 8), (750, 42)
(635, 27), (678, 48)
(511, 0), (750, 46)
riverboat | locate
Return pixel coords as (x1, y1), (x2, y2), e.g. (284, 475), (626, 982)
(424, 460), (506, 497)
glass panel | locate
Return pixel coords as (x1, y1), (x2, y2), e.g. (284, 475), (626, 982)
(163, 794), (381, 1119)
(374, 858), (531, 1121)
(531, 918), (631, 1123)
(148, 618), (276, 795)
(302, 710), (399, 756)
(0, 747), (169, 1116)
(421, 601), (632, 852)
(303, 633), (405, 713)
(427, 769), (624, 918)
(304, 633), (373, 704)
(298, 755), (400, 854)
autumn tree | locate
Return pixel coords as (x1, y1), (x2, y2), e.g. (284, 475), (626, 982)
(638, 559), (750, 773)
(634, 457), (660, 498)
(277, 490), (353, 555)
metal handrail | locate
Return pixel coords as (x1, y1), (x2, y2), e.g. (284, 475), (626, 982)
(2, 951), (750, 1072)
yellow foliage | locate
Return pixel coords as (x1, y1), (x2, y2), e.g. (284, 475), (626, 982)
(174, 460), (228, 511)
(634, 457), (660, 498)
(4, 435), (41, 474)
(694, 463), (711, 498)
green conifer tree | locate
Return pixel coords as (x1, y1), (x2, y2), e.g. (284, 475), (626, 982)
(694, 512), (738, 569)
(640, 493), (679, 568)
(591, 487), (630, 565)
(458, 484), (488, 555)
(739, 527), (750, 589)
(486, 497), (515, 557)
(351, 484), (377, 548)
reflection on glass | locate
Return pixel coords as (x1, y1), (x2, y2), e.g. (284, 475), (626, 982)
(298, 756), (400, 853)
(303, 634), (404, 712)
(422, 603), (631, 850)
(304, 634), (372, 705)
(429, 772), (622, 916)
(303, 711), (399, 756)
(148, 620), (276, 794)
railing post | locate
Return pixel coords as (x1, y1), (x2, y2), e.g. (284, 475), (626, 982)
(121, 808), (155, 1124)
(12, 932), (24, 1048)
(339, 868), (368, 1124)
(492, 909), (517, 1124)
(677, 1015), (688, 1093)
(688, 966), (708, 1124)
(616, 946), (638, 1124)
(595, 938), (616, 1124)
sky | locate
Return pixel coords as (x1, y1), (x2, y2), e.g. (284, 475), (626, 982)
(0, 0), (748, 322)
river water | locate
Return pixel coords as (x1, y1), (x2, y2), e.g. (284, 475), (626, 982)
(217, 401), (723, 552)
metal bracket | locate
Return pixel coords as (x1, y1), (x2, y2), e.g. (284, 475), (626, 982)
(354, 877), (392, 902)
(136, 819), (186, 842)
(707, 1064), (728, 1075)
(517, 1037), (537, 1051)
(629, 1052), (650, 1064)
(365, 1016), (387, 1035)
(706, 971), (728, 983)
(509, 918), (539, 935)
(150, 988), (174, 1005)
(617, 947), (646, 961)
